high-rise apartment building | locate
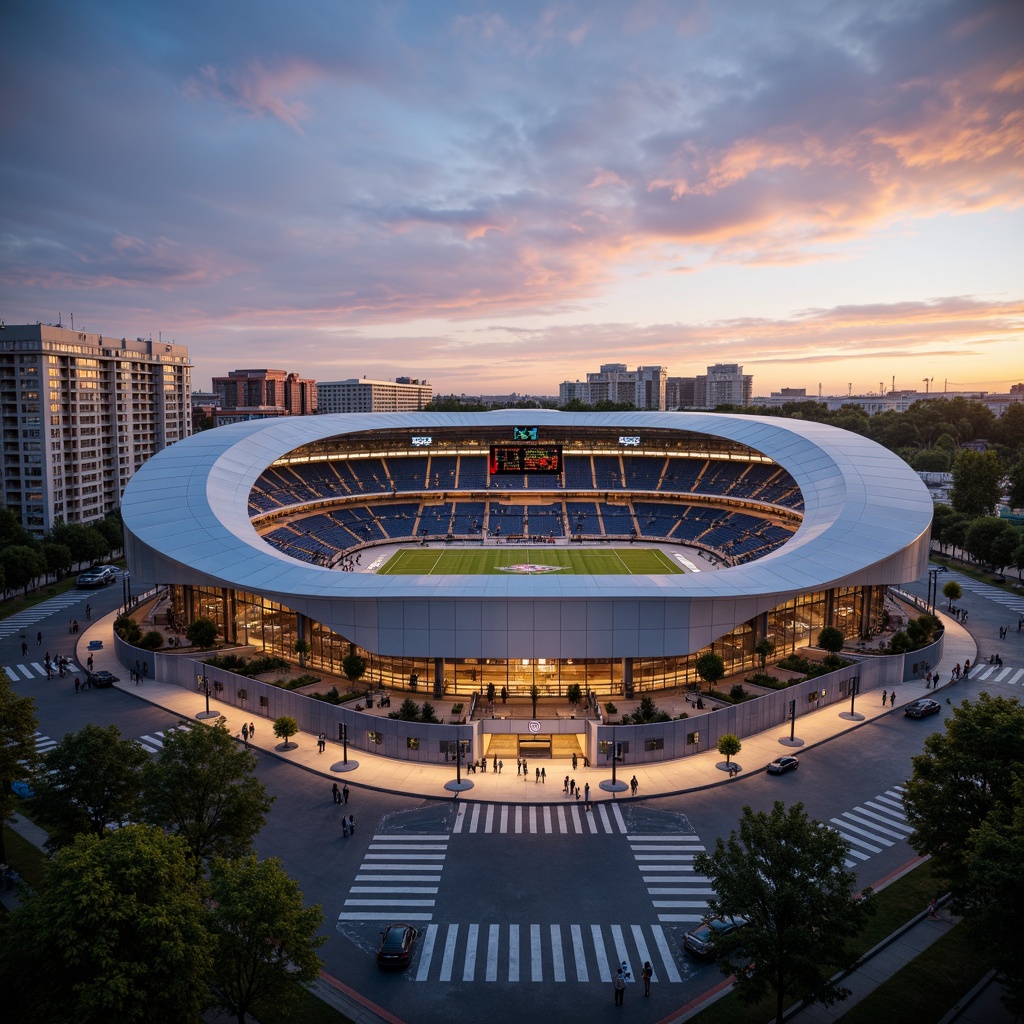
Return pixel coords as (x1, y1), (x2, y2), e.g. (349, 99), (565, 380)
(0, 323), (191, 534)
(212, 368), (317, 416)
(316, 377), (432, 413)
(558, 364), (667, 409)
(667, 363), (753, 409)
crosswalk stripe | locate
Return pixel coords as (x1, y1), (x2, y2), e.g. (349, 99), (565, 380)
(463, 923), (479, 982)
(557, 805), (567, 833)
(469, 804), (481, 833)
(830, 823), (884, 852)
(531, 923), (543, 981)
(338, 911), (433, 920)
(1010, 669), (1024, 685)
(509, 924), (520, 983)
(486, 923), (499, 982)
(515, 806), (523, 834)
(350, 886), (438, 894)
(543, 806), (553, 833)
(355, 874), (442, 881)
(597, 805), (612, 832)
(369, 843), (448, 850)
(848, 808), (913, 836)
(571, 924), (588, 983)
(550, 924), (566, 982)
(864, 799), (908, 820)
(977, 666), (995, 679)
(416, 924), (438, 981)
(344, 899), (435, 907)
(570, 805), (582, 832)
(485, 805), (494, 833)
(372, 834), (450, 841)
(839, 815), (898, 844)
(651, 924), (682, 983)
(873, 795), (904, 810)
(996, 667), (1012, 681)
(439, 923), (459, 982)
(631, 924), (655, 983)
(611, 803), (627, 833)
(591, 924), (611, 982)
(500, 805), (509, 833)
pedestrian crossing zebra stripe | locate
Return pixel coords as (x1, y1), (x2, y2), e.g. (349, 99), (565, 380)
(340, 835), (450, 922)
(137, 726), (191, 753)
(629, 834), (713, 921)
(452, 801), (626, 834)
(410, 920), (683, 984)
(5, 661), (85, 682)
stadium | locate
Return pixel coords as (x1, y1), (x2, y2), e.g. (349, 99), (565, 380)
(121, 410), (933, 717)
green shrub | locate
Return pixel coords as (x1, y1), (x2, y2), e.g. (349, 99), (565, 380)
(604, 702), (618, 715)
(139, 630), (164, 651)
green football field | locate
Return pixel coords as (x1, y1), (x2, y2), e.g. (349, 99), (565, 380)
(377, 547), (683, 575)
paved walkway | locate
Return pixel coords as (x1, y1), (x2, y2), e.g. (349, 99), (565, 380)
(71, 609), (976, 805)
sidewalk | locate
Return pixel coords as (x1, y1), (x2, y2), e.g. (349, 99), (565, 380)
(74, 610), (977, 805)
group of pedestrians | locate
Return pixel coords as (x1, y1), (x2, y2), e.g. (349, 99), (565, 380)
(881, 689), (897, 707)
(331, 781), (351, 805)
(240, 721), (256, 749)
(949, 606), (968, 623)
(561, 776), (593, 808)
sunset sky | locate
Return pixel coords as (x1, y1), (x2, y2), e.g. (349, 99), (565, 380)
(2, 0), (1022, 398)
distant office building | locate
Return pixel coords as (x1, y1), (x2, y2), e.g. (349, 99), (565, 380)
(0, 322), (191, 534)
(754, 387), (1020, 416)
(697, 363), (753, 408)
(558, 364), (667, 409)
(212, 368), (317, 417)
(317, 377), (432, 413)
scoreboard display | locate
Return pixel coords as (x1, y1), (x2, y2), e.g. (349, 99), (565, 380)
(489, 445), (563, 475)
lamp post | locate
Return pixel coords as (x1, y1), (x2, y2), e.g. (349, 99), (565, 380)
(196, 668), (219, 720)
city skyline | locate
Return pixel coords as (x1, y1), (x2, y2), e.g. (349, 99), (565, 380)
(2, 0), (1021, 397)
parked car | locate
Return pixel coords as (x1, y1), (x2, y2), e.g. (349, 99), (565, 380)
(904, 698), (941, 719)
(377, 924), (417, 969)
(766, 755), (799, 775)
(76, 566), (117, 588)
(86, 670), (118, 689)
(683, 915), (748, 959)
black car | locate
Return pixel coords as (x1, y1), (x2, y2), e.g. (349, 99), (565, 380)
(766, 755), (799, 775)
(683, 915), (748, 959)
(904, 698), (941, 719)
(86, 670), (118, 689)
(376, 924), (417, 969)
(76, 566), (117, 588)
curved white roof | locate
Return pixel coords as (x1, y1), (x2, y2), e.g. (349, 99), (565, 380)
(121, 411), (932, 659)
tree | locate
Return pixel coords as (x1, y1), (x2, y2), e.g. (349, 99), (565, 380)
(717, 734), (741, 766)
(816, 626), (845, 658)
(942, 579), (962, 609)
(30, 723), (149, 851)
(0, 825), (213, 1024)
(342, 651), (367, 684)
(951, 449), (1003, 519)
(695, 802), (874, 1024)
(630, 694), (670, 724)
(186, 616), (219, 649)
(963, 517), (1020, 570)
(530, 682), (540, 718)
(40, 541), (73, 581)
(754, 637), (776, 671)
(293, 637), (310, 668)
(207, 854), (325, 1024)
(272, 716), (299, 749)
(0, 543), (46, 595)
(903, 693), (1024, 1013)
(142, 721), (274, 870)
(0, 678), (39, 864)
(1007, 454), (1024, 512)
(566, 682), (582, 707)
(139, 629), (164, 650)
(695, 651), (725, 695)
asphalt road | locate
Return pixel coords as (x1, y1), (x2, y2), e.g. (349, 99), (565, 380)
(5, 564), (1023, 1023)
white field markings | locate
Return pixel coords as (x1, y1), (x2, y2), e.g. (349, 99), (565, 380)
(628, 833), (713, 923)
(339, 834), (450, 923)
(412, 920), (682, 984)
(830, 784), (914, 869)
(452, 800), (627, 834)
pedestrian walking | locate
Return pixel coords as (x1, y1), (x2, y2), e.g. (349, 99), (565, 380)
(21, 641), (27, 656)
(572, 752), (578, 771)
(927, 898), (939, 919)
(613, 969), (626, 1005)
(564, 775), (570, 794)
(517, 758), (522, 775)
(142, 661), (148, 680)
(584, 782), (591, 810)
(348, 814), (355, 834)
(493, 755), (497, 772)
(541, 767), (546, 783)
(74, 676), (80, 693)
(569, 778), (575, 796)
(317, 732), (326, 753)
(37, 631), (42, 645)
(86, 603), (91, 620)
(343, 784), (350, 804)
(535, 767), (540, 784)
(242, 723), (250, 743)
(342, 817), (349, 838)
(890, 690), (897, 707)
(498, 760), (503, 773)
(642, 961), (653, 996)
(249, 721), (255, 737)
(87, 654), (94, 672)
(522, 759), (528, 778)
(630, 775), (638, 796)
(332, 782), (341, 804)
(881, 689), (887, 706)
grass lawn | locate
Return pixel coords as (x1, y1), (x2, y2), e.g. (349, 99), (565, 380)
(378, 546), (682, 575)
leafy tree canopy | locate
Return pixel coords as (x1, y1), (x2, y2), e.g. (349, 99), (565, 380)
(142, 721), (274, 869)
(0, 677), (39, 863)
(695, 801), (873, 1024)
